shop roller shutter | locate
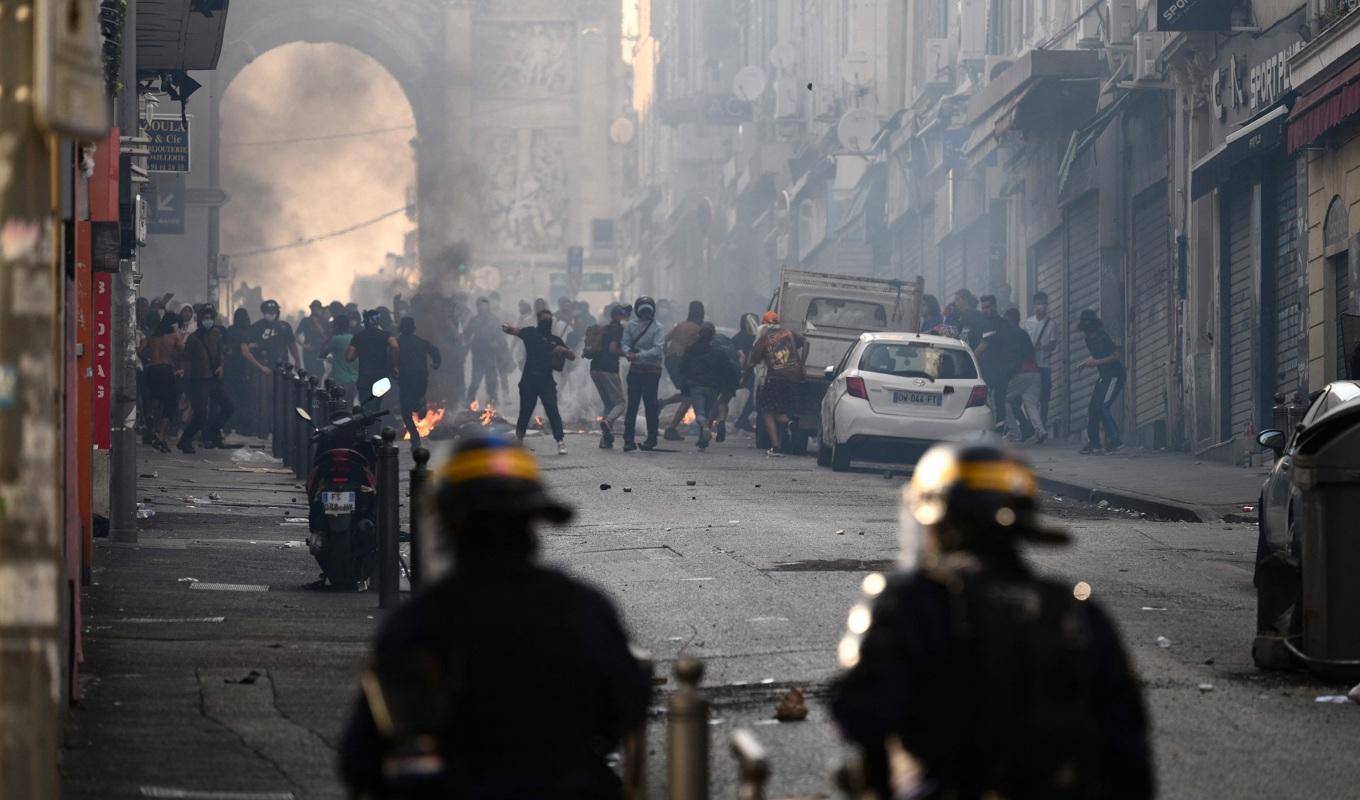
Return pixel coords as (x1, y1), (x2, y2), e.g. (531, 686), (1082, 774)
(1225, 184), (1255, 436)
(1066, 195), (1101, 440)
(1132, 185), (1171, 433)
(1274, 158), (1301, 398)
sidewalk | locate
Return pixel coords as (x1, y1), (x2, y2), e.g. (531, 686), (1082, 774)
(1020, 443), (1269, 522)
(61, 441), (409, 800)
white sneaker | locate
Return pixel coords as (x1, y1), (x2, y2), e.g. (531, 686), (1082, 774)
(557, 440), (567, 456)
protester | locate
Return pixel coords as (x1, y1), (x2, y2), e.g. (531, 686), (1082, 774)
(338, 436), (650, 798)
(347, 309), (400, 406)
(298, 300), (331, 378)
(247, 299), (301, 371)
(502, 308), (573, 455)
(223, 308), (256, 435)
(679, 323), (738, 450)
(953, 289), (985, 348)
(1022, 290), (1058, 431)
(326, 314), (359, 403)
(661, 301), (706, 440)
(1076, 309), (1125, 454)
(831, 443), (1153, 800)
(621, 296), (665, 452)
(1000, 307), (1047, 444)
(396, 317), (442, 449)
(740, 311), (808, 457)
(731, 313), (760, 433)
(179, 306), (233, 453)
(588, 304), (630, 449)
(466, 297), (502, 406)
(920, 294), (943, 334)
(973, 294), (1006, 423)
(141, 314), (184, 453)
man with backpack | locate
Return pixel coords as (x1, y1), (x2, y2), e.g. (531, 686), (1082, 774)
(678, 323), (739, 450)
(739, 311), (808, 456)
(585, 304), (630, 448)
(621, 297), (665, 452)
(831, 443), (1153, 800)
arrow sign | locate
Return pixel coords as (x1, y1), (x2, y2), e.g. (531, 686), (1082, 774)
(150, 174), (186, 235)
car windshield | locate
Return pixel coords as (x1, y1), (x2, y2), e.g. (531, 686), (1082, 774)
(807, 298), (888, 328)
(858, 342), (977, 380)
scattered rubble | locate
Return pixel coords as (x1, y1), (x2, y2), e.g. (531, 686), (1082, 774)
(600, 483), (611, 491)
(1156, 636), (1172, 649)
(774, 687), (809, 721)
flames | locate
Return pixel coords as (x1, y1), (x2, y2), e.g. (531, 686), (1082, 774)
(469, 400), (497, 426)
(682, 407), (697, 425)
(406, 405), (447, 440)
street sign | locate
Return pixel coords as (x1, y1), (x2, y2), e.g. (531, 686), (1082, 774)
(150, 175), (185, 235)
(147, 115), (192, 172)
(185, 187), (230, 207)
(92, 273), (112, 450)
(1157, 0), (1232, 31)
(33, 0), (110, 137)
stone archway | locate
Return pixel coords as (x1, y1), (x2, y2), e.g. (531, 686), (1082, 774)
(214, 0), (624, 295)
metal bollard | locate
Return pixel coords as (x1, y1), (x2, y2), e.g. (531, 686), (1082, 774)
(282, 367), (297, 469)
(668, 657), (709, 800)
(377, 427), (401, 609)
(271, 363), (286, 456)
(408, 447), (431, 589)
(623, 655), (655, 800)
(729, 729), (769, 800)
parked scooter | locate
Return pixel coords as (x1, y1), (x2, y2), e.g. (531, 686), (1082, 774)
(297, 378), (392, 590)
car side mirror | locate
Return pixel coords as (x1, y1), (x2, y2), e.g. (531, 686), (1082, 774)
(370, 377), (392, 398)
(823, 365), (836, 380)
(1257, 429), (1285, 459)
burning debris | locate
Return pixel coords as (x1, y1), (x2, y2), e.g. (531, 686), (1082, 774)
(424, 400), (515, 440)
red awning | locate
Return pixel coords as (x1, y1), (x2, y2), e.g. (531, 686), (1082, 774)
(1288, 57), (1360, 152)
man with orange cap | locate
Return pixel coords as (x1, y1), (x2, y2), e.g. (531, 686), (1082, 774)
(739, 311), (809, 456)
(339, 436), (651, 797)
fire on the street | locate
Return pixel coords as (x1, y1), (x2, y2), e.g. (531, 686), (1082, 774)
(682, 408), (697, 425)
(405, 406), (446, 440)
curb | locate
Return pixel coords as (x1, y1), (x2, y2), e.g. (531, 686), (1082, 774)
(1036, 476), (1216, 523)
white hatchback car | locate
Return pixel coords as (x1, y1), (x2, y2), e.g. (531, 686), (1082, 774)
(817, 332), (994, 471)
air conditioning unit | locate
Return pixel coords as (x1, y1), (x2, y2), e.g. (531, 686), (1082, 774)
(1106, 0), (1136, 45)
(959, 0), (987, 62)
(983, 56), (1015, 85)
(773, 78), (801, 119)
(924, 38), (953, 86)
(1134, 32), (1164, 81)
(1077, 12), (1102, 48)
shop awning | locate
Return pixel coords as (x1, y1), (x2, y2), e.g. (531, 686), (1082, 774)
(137, 0), (231, 72)
(1287, 57), (1360, 152)
(1191, 105), (1288, 198)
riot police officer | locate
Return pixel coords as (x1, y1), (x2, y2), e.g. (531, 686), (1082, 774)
(338, 436), (651, 799)
(830, 442), (1153, 800)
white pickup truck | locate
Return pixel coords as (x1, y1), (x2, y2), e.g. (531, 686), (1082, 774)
(760, 269), (924, 453)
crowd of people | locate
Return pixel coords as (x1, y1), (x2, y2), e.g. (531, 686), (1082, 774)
(919, 287), (1126, 455)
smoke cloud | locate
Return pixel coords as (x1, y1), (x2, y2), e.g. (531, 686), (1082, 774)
(220, 42), (416, 315)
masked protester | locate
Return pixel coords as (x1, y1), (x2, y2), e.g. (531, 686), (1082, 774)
(396, 317), (442, 448)
(502, 309), (573, 455)
(339, 437), (651, 798)
(178, 306), (234, 452)
(299, 299), (331, 377)
(1075, 309), (1125, 455)
(831, 443), (1153, 800)
(141, 314), (185, 453)
(621, 296), (665, 451)
(246, 299), (300, 373)
(738, 311), (808, 457)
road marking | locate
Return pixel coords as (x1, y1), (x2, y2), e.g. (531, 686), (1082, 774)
(117, 617), (225, 624)
(188, 583), (269, 592)
(679, 577), (714, 581)
(140, 788), (294, 800)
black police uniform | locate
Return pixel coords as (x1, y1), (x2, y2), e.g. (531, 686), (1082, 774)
(339, 563), (651, 799)
(831, 556), (1154, 800)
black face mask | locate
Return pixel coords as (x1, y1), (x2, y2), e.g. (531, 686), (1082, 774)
(537, 318), (553, 335)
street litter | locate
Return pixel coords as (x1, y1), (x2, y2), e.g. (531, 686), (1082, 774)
(728, 520), (740, 525)
(1156, 636), (1172, 648)
(176, 577), (199, 584)
(600, 483), (611, 491)
(184, 496), (210, 505)
(283, 518), (308, 524)
(231, 448), (275, 464)
(836, 529), (846, 535)
(774, 687), (809, 721)
(208, 492), (222, 501)
(1140, 607), (1168, 612)
(759, 678), (775, 684)
(1242, 505), (1256, 513)
(622, 488), (632, 493)
(686, 480), (697, 486)
(1198, 684), (1215, 693)
(139, 472), (158, 479)
(1314, 695), (1353, 704)
(1097, 499), (1110, 509)
(135, 508), (155, 520)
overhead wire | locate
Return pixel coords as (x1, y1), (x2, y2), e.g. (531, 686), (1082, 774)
(224, 206), (411, 260)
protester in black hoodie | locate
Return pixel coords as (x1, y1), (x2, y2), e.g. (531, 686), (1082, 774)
(679, 323), (737, 450)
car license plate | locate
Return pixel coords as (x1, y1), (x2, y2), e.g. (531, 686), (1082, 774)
(322, 491), (356, 515)
(892, 390), (942, 407)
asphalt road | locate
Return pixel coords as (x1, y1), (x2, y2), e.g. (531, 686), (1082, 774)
(62, 431), (1360, 799)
